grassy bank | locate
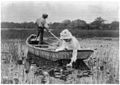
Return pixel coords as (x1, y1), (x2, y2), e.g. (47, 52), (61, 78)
(1, 29), (119, 40)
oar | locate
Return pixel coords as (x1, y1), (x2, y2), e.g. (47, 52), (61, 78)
(48, 30), (61, 41)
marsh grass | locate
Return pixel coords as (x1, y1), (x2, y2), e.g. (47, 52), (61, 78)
(1, 38), (119, 84)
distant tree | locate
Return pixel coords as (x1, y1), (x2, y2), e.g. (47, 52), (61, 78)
(2, 18), (119, 31)
(62, 20), (71, 25)
(102, 24), (110, 30)
(1, 22), (36, 29)
(109, 21), (119, 30)
(49, 20), (71, 30)
(90, 17), (105, 30)
(61, 20), (71, 29)
(70, 19), (88, 29)
(49, 22), (60, 29)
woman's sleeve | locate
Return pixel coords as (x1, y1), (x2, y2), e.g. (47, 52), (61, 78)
(55, 41), (66, 51)
(71, 49), (77, 62)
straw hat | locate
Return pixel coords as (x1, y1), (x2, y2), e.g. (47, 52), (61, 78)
(60, 29), (73, 39)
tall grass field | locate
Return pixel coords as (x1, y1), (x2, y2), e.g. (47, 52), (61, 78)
(1, 36), (119, 84)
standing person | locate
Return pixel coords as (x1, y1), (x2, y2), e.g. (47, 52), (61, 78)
(35, 14), (49, 44)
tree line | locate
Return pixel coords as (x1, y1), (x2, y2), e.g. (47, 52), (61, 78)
(1, 17), (119, 30)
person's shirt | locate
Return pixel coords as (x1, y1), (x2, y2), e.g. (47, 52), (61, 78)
(36, 18), (49, 28)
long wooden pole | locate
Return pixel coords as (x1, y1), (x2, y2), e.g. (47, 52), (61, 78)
(48, 30), (61, 41)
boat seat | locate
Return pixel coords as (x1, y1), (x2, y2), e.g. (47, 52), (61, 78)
(35, 45), (49, 48)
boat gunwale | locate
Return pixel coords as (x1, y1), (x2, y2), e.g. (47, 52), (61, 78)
(26, 34), (94, 53)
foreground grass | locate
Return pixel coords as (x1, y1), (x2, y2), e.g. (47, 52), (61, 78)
(1, 38), (119, 84)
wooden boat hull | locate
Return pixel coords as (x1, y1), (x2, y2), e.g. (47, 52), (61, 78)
(26, 34), (94, 61)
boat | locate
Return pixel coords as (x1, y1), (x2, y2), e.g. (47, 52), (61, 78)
(26, 34), (94, 61)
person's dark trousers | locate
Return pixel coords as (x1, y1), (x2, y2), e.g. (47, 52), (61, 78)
(37, 27), (44, 44)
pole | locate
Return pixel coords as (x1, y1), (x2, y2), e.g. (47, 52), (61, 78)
(48, 30), (61, 41)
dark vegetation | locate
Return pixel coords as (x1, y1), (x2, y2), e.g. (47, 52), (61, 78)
(1, 29), (118, 40)
(1, 17), (119, 39)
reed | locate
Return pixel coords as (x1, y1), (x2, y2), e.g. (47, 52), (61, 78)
(1, 38), (119, 84)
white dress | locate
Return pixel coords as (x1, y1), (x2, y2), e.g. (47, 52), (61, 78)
(56, 36), (81, 64)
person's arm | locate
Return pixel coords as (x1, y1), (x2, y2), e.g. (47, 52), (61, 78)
(45, 23), (49, 28)
(71, 49), (77, 63)
(45, 24), (50, 32)
(66, 49), (77, 66)
(55, 40), (66, 51)
(67, 39), (78, 66)
(44, 20), (50, 32)
(70, 39), (79, 63)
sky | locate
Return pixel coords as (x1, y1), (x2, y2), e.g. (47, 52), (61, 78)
(1, 0), (119, 23)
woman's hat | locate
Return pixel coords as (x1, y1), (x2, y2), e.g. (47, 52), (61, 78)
(60, 29), (72, 39)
